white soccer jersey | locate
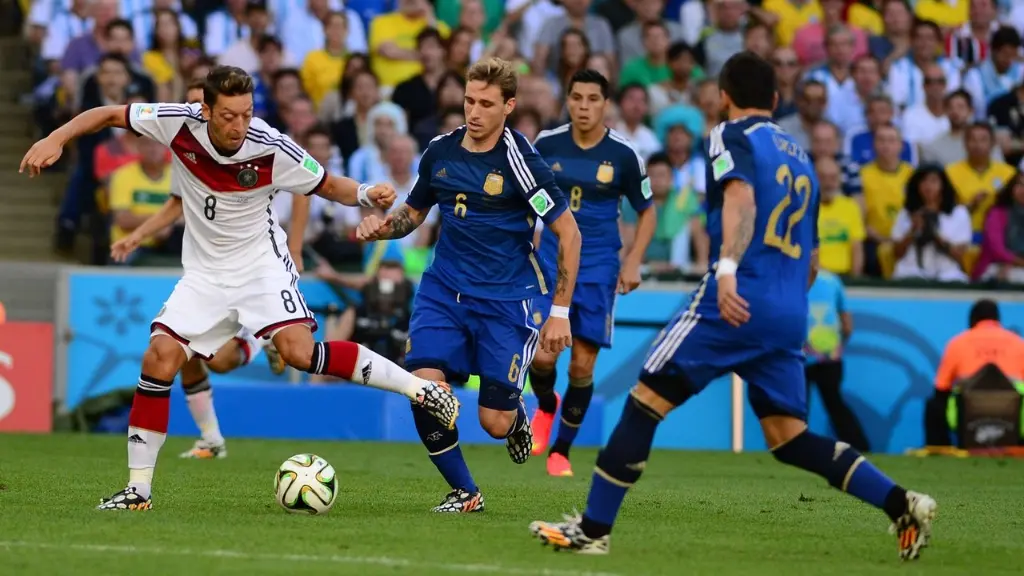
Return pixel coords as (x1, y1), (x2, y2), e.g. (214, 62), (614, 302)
(125, 102), (327, 285)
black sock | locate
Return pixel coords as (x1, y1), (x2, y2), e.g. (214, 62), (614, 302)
(529, 367), (557, 414)
(411, 403), (477, 493)
(550, 375), (594, 457)
(182, 375), (211, 395)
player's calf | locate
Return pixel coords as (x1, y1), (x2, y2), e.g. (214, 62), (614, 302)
(549, 374), (594, 464)
(410, 385), (482, 513)
(479, 384), (533, 464)
(527, 358), (559, 456)
(179, 359), (226, 458)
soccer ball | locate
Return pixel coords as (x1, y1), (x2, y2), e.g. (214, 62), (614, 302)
(274, 453), (338, 514)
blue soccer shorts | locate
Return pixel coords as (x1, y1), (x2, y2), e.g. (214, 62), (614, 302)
(638, 308), (808, 420)
(532, 282), (616, 349)
(405, 275), (539, 411)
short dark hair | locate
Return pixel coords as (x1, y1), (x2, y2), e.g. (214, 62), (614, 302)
(646, 151), (672, 169)
(256, 34), (283, 53)
(186, 77), (206, 93)
(511, 107), (542, 129)
(440, 105), (465, 120)
(203, 65), (255, 108)
(965, 121), (994, 139)
(995, 169), (1022, 208)
(567, 69), (610, 99)
(417, 27), (444, 49)
(616, 82), (647, 104)
(105, 18), (134, 38)
(743, 21), (770, 37)
(305, 123), (332, 144)
(852, 54), (880, 73)
(912, 18), (941, 40)
(719, 51), (776, 110)
(969, 299), (1000, 327)
(991, 25), (1022, 51)
(272, 67), (301, 86)
(944, 88), (973, 108)
(642, 21), (669, 37)
(667, 41), (694, 62)
(97, 52), (130, 72)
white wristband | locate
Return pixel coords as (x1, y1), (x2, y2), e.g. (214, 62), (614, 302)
(356, 183), (374, 208)
(715, 257), (738, 278)
(549, 305), (570, 319)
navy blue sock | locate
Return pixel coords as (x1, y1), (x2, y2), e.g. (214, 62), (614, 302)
(773, 430), (907, 521)
(411, 403), (478, 493)
(529, 367), (558, 414)
(551, 376), (594, 457)
(505, 400), (528, 437)
(581, 394), (662, 538)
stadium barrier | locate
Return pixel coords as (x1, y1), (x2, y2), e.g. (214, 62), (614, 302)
(56, 267), (1024, 454)
(0, 321), (53, 432)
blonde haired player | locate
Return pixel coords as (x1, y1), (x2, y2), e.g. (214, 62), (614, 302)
(22, 66), (460, 511)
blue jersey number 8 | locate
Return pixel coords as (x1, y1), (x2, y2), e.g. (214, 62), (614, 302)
(764, 165), (811, 259)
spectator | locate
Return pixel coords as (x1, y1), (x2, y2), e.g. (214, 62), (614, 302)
(204, 0), (251, 58)
(859, 123), (915, 276)
(281, 95), (320, 144)
(844, 94), (917, 167)
(78, 24), (156, 114)
(900, 62), (951, 146)
(127, 0), (199, 51)
(921, 90), (1003, 166)
(108, 136), (174, 266)
(330, 68), (381, 161)
(699, 0), (747, 78)
(347, 102), (408, 184)
(446, 26), (477, 75)
(770, 46), (800, 120)
(189, 56), (216, 83)
(806, 26), (858, 129)
(778, 79), (827, 151)
(620, 152), (706, 273)
(946, 0), (998, 69)
(281, 0), (367, 66)
(648, 41), (699, 116)
(815, 157), (865, 276)
(804, 270), (869, 451)
(511, 108), (543, 142)
(743, 21), (775, 61)
(390, 29), (447, 130)
(832, 54), (883, 137)
(694, 79), (720, 138)
(143, 9), (200, 103)
(252, 38), (289, 122)
(515, 73), (559, 128)
(614, 0), (683, 64)
(614, 84), (662, 162)
(439, 106), (467, 134)
(663, 123), (705, 206)
(37, 0), (90, 64)
(868, 0), (911, 71)
(963, 27), (1024, 122)
(94, 86), (152, 189)
(891, 166), (971, 282)
(60, 3), (127, 108)
(411, 71), (466, 150)
(887, 19), (961, 113)
(454, 0), (488, 63)
(763, 0), (824, 48)
(220, 0), (288, 72)
(945, 123), (1015, 239)
(585, 54), (615, 87)
(383, 133), (438, 248)
(316, 52), (371, 123)
(974, 172), (1024, 282)
(533, 0), (615, 76)
(504, 0), (565, 62)
(620, 23), (676, 89)
(913, 0), (967, 28)
(988, 81), (1024, 168)
(926, 300), (1024, 446)
(300, 11), (350, 110)
(370, 0), (450, 89)
(793, 2), (869, 67)
(437, 0), (505, 40)
(810, 121), (862, 196)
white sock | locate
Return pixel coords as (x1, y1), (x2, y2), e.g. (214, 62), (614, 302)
(127, 427), (164, 499)
(236, 329), (264, 365)
(314, 341), (431, 400)
(185, 383), (225, 446)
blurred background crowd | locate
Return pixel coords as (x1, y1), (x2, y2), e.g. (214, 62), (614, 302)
(15, 0), (1024, 287)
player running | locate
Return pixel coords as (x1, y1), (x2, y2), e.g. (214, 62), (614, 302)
(21, 66), (460, 511)
(528, 52), (936, 560)
(528, 69), (656, 477)
(357, 57), (582, 513)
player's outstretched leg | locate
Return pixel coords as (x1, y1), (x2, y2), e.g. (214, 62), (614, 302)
(409, 383), (483, 513)
(98, 335), (187, 511)
(530, 383), (666, 554)
(527, 359), (560, 457)
(763, 416), (937, 561)
(178, 357), (227, 459)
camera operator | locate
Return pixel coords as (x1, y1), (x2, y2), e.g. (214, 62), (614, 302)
(891, 165), (972, 282)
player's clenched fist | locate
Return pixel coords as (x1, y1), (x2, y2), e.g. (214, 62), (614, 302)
(368, 183), (397, 210)
(20, 135), (64, 177)
(356, 214), (392, 241)
(539, 316), (572, 354)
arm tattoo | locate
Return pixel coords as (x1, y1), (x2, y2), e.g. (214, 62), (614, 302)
(385, 205), (420, 239)
(728, 202), (756, 262)
(555, 248), (570, 298)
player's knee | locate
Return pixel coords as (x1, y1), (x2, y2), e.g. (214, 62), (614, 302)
(143, 336), (187, 378)
(273, 328), (313, 371)
(529, 349), (556, 373)
(630, 383), (675, 419)
(179, 356), (208, 385)
(478, 407), (515, 439)
(760, 415), (808, 450)
(205, 354), (234, 374)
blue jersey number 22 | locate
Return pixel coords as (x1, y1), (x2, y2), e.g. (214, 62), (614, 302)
(765, 165), (811, 259)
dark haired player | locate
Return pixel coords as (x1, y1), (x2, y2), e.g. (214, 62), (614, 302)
(21, 65), (460, 510)
(357, 57), (582, 513)
(529, 69), (656, 477)
(529, 52), (937, 560)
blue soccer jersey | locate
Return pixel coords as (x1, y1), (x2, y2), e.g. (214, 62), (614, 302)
(531, 125), (652, 348)
(641, 116), (821, 420)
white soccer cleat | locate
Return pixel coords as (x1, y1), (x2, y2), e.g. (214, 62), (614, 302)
(529, 513), (609, 555)
(179, 439), (228, 459)
(890, 490), (937, 561)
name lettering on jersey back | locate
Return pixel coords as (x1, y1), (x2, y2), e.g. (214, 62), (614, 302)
(773, 134), (809, 163)
(170, 125), (275, 193)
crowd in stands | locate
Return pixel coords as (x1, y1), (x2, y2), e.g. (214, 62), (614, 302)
(20, 0), (1024, 285)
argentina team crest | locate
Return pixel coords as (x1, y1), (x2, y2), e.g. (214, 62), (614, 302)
(237, 164), (259, 188)
(483, 172), (504, 196)
(596, 163), (614, 183)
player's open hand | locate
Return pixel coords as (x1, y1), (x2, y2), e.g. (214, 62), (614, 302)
(716, 275), (750, 328)
(617, 260), (642, 294)
(110, 233), (143, 263)
(539, 316), (572, 354)
(20, 135), (64, 177)
(356, 214), (392, 241)
(368, 183), (397, 210)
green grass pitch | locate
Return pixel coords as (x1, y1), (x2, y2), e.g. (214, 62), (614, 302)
(1, 434), (1022, 575)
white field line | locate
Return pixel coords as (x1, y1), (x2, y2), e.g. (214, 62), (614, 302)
(0, 540), (622, 576)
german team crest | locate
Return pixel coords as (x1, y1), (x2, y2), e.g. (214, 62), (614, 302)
(237, 165), (259, 188)
(596, 163), (614, 183)
(483, 172), (504, 196)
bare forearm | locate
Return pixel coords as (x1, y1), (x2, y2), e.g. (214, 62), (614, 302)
(288, 194), (311, 256)
(721, 184), (756, 262)
(316, 175), (359, 206)
(128, 196), (183, 239)
(851, 242), (864, 276)
(381, 204), (425, 239)
(377, 43), (418, 61)
(552, 219), (581, 307)
(53, 105), (126, 145)
(625, 206), (657, 267)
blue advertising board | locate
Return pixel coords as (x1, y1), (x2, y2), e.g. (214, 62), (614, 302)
(62, 269), (1024, 453)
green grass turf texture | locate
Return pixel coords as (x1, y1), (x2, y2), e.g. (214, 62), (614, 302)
(1, 434), (1022, 576)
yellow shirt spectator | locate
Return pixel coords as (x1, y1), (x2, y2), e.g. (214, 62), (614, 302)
(945, 160), (1015, 233)
(142, 51), (176, 85)
(860, 161), (913, 238)
(848, 3), (883, 35)
(763, 0), (821, 47)
(914, 0), (968, 28)
(370, 12), (449, 87)
(109, 162), (172, 246)
(817, 194), (866, 275)
(301, 50), (346, 109)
